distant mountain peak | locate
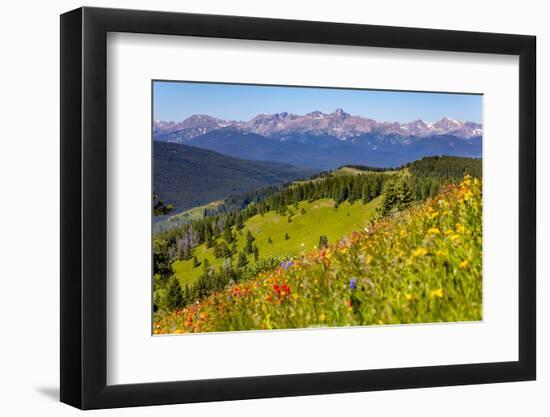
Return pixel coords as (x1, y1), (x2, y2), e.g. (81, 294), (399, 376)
(332, 108), (351, 118)
(154, 110), (482, 142)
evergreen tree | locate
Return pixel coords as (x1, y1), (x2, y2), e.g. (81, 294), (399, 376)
(267, 237), (273, 245)
(236, 215), (245, 230)
(153, 194), (174, 216)
(245, 230), (255, 254)
(192, 255), (201, 268)
(319, 235), (329, 248)
(237, 252), (248, 267)
(153, 239), (172, 277)
(253, 244), (259, 262)
(380, 179), (398, 216)
(164, 275), (184, 311)
(202, 258), (211, 274)
(223, 225), (234, 244)
(285, 232), (290, 240)
(396, 177), (414, 210)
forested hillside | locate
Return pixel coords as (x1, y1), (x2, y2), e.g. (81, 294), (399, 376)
(152, 155), (482, 325)
(154, 141), (315, 212)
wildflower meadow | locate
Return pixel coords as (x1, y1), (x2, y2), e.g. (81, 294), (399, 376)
(154, 175), (482, 334)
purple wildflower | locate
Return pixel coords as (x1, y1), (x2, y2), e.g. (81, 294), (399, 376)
(281, 260), (294, 270)
(349, 278), (357, 291)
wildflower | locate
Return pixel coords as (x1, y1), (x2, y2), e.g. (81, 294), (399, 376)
(459, 260), (469, 269)
(436, 250), (445, 258)
(280, 260), (294, 270)
(319, 313), (326, 321)
(450, 234), (460, 242)
(427, 227), (440, 235)
(412, 247), (428, 257)
(349, 278), (357, 291)
(455, 223), (465, 234)
(405, 293), (415, 301)
(463, 190), (473, 201)
(429, 288), (444, 299)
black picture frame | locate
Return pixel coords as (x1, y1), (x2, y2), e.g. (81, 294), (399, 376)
(60, 6), (536, 410)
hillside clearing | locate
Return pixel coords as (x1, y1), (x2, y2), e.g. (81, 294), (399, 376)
(172, 196), (381, 287)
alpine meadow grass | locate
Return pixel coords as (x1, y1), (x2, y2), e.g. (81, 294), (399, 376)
(154, 176), (482, 334)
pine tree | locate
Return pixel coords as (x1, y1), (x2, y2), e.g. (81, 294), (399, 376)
(396, 177), (414, 210)
(164, 276), (184, 311)
(319, 235), (329, 248)
(245, 230), (255, 254)
(380, 179), (398, 216)
(285, 232), (290, 240)
(192, 256), (201, 268)
(267, 237), (273, 245)
(237, 252), (248, 268)
(223, 225), (234, 244)
(236, 215), (245, 230)
(253, 244), (259, 262)
(202, 258), (211, 274)
(153, 239), (173, 277)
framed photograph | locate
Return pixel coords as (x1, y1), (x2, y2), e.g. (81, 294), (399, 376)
(60, 6), (536, 409)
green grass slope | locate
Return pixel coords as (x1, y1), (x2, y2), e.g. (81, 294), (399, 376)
(172, 196), (381, 287)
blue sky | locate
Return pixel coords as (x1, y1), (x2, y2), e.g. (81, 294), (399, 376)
(153, 81), (482, 124)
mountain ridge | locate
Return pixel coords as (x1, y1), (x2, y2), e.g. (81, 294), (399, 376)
(154, 109), (482, 141)
(154, 141), (316, 213)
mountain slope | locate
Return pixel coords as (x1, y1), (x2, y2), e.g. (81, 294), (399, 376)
(171, 196), (382, 285)
(183, 128), (481, 170)
(154, 110), (482, 170)
(155, 175), (482, 333)
(154, 141), (315, 212)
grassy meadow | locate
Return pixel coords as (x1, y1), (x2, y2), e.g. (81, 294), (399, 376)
(154, 175), (482, 333)
(172, 196), (381, 287)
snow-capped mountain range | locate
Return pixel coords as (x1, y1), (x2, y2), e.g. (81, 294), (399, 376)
(153, 109), (482, 142)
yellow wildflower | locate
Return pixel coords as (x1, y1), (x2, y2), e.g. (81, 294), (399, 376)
(412, 247), (428, 257)
(463, 190), (473, 201)
(428, 227), (440, 235)
(319, 313), (326, 321)
(429, 288), (444, 299)
(450, 234), (460, 242)
(459, 260), (469, 269)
